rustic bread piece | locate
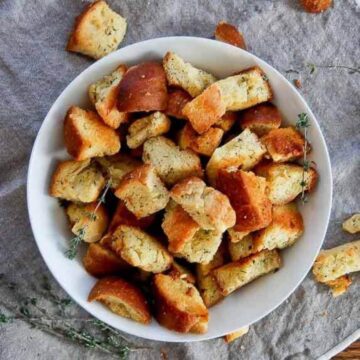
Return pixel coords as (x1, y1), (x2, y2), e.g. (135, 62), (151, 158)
(217, 169), (272, 233)
(165, 88), (192, 119)
(163, 51), (217, 97)
(126, 112), (171, 149)
(83, 243), (130, 277)
(67, 0), (127, 60)
(64, 106), (120, 160)
(179, 124), (224, 157)
(253, 203), (304, 251)
(227, 228), (250, 243)
(215, 21), (247, 49)
(153, 274), (208, 333)
(206, 128), (266, 185)
(50, 159), (105, 202)
(88, 277), (151, 324)
(342, 214), (360, 234)
(117, 62), (168, 112)
(213, 249), (281, 296)
(254, 162), (318, 205)
(96, 154), (141, 189)
(228, 233), (255, 261)
(300, 0), (332, 13)
(142, 136), (203, 186)
(261, 127), (306, 163)
(162, 200), (201, 253)
(183, 67), (272, 134)
(312, 240), (360, 283)
(114, 164), (169, 218)
(215, 111), (237, 132)
(110, 225), (173, 273)
(324, 275), (352, 297)
(239, 103), (282, 136)
(170, 177), (236, 232)
(224, 326), (250, 343)
(167, 261), (196, 284)
(66, 202), (109, 243)
(88, 65), (128, 128)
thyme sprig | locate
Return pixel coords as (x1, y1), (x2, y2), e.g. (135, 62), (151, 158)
(307, 63), (360, 75)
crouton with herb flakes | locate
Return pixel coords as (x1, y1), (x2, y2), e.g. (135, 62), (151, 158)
(324, 275), (352, 298)
(165, 88), (192, 119)
(342, 214), (360, 234)
(228, 233), (255, 261)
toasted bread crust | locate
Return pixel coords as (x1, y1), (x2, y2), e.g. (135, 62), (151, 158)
(215, 21), (247, 49)
(324, 275), (352, 297)
(165, 88), (192, 119)
(215, 111), (237, 132)
(300, 0), (332, 13)
(342, 214), (360, 234)
(167, 261), (196, 284)
(224, 326), (250, 343)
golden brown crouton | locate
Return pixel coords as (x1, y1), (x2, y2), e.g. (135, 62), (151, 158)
(261, 127), (305, 163)
(324, 275), (352, 297)
(83, 243), (130, 277)
(213, 250), (281, 296)
(183, 67), (272, 134)
(153, 274), (208, 333)
(117, 62), (168, 112)
(227, 228), (251, 243)
(163, 51), (217, 97)
(50, 159), (105, 202)
(64, 106), (120, 160)
(217, 169), (272, 233)
(215, 111), (237, 133)
(254, 162), (318, 205)
(224, 326), (250, 343)
(253, 203), (304, 252)
(170, 177), (236, 232)
(228, 233), (255, 261)
(66, 202), (109, 243)
(239, 103), (282, 136)
(215, 21), (247, 49)
(114, 164), (169, 218)
(126, 112), (171, 149)
(342, 214), (360, 234)
(110, 225), (173, 273)
(167, 261), (196, 284)
(67, 1), (127, 60)
(300, 0), (332, 13)
(142, 136), (203, 186)
(165, 88), (192, 119)
(96, 154), (141, 189)
(178, 124), (224, 157)
(88, 277), (151, 324)
(88, 65), (128, 129)
(312, 240), (360, 283)
(206, 128), (266, 185)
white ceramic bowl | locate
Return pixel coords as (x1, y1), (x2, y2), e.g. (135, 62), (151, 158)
(27, 37), (332, 342)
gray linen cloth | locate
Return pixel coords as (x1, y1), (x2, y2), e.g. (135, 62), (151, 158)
(0, 0), (359, 359)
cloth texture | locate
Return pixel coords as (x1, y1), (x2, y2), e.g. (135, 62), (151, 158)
(0, 0), (359, 359)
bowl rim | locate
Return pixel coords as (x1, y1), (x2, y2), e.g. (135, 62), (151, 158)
(27, 36), (333, 342)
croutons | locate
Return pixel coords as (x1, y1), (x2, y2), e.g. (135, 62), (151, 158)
(183, 67), (272, 134)
(110, 225), (173, 273)
(142, 136), (203, 186)
(179, 124), (224, 157)
(50, 159), (105, 202)
(213, 250), (281, 296)
(88, 65), (128, 128)
(66, 202), (109, 243)
(325, 275), (352, 297)
(224, 326), (250, 343)
(67, 0), (127, 60)
(153, 274), (208, 333)
(215, 21), (247, 50)
(96, 154), (141, 189)
(167, 261), (196, 284)
(170, 177), (236, 232)
(253, 203), (304, 252)
(126, 112), (171, 149)
(239, 103), (282, 136)
(206, 128), (266, 185)
(261, 127), (305, 163)
(228, 233), (255, 261)
(300, 0), (332, 13)
(227, 228), (250, 243)
(64, 106), (120, 160)
(215, 111), (237, 133)
(342, 214), (360, 234)
(254, 162), (318, 205)
(163, 51), (217, 97)
(114, 164), (169, 218)
(312, 240), (360, 283)
(117, 62), (168, 112)
(217, 169), (272, 233)
(83, 243), (129, 277)
(88, 277), (151, 324)
(165, 88), (192, 119)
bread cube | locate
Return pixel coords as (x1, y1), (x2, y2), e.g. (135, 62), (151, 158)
(64, 106), (120, 160)
(324, 275), (352, 297)
(227, 228), (250, 243)
(153, 274), (208, 333)
(67, 0), (127, 59)
(163, 51), (217, 97)
(215, 111), (237, 132)
(114, 164), (169, 218)
(50, 159), (105, 202)
(165, 88), (192, 119)
(215, 21), (247, 49)
(342, 214), (360, 234)
(142, 136), (203, 186)
(228, 233), (255, 261)
(167, 261), (196, 284)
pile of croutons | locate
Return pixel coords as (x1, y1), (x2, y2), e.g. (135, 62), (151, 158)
(49, 51), (318, 334)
